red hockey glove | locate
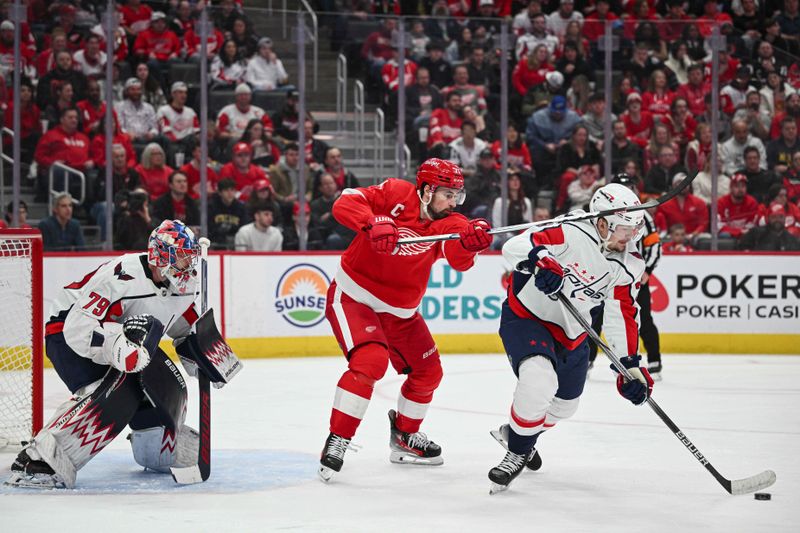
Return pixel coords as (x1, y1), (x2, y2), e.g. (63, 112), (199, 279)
(612, 355), (654, 406)
(364, 215), (399, 254)
(529, 245), (564, 295)
(459, 218), (492, 252)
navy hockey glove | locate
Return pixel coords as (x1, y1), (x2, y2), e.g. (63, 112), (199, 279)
(612, 355), (654, 406)
(364, 215), (399, 255)
(529, 245), (564, 295)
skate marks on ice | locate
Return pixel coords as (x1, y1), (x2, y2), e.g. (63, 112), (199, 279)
(0, 449), (317, 494)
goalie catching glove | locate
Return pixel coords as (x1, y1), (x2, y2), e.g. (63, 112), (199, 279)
(612, 355), (654, 406)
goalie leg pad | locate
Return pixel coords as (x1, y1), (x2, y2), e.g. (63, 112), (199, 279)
(130, 424), (199, 473)
(134, 348), (188, 432)
(16, 368), (144, 488)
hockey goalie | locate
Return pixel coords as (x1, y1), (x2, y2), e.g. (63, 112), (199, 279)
(6, 220), (239, 489)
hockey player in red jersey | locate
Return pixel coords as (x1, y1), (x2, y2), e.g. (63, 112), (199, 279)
(318, 158), (492, 482)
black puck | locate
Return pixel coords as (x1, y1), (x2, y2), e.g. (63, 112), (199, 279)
(754, 493), (771, 500)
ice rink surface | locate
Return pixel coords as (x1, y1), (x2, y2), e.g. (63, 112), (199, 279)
(1, 354), (798, 533)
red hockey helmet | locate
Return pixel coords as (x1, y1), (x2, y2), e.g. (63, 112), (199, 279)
(416, 158), (464, 191)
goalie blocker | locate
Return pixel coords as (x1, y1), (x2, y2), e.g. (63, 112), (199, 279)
(175, 309), (242, 387)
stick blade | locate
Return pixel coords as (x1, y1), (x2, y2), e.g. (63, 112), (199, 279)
(170, 465), (203, 485)
(729, 470), (777, 495)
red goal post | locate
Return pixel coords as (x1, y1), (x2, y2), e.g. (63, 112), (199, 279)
(0, 229), (43, 448)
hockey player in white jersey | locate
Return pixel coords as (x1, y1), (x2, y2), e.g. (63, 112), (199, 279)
(6, 220), (202, 489)
(488, 183), (655, 494)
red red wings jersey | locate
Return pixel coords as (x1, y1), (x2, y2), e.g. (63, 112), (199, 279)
(427, 108), (463, 148)
(717, 194), (760, 238)
(333, 178), (478, 316)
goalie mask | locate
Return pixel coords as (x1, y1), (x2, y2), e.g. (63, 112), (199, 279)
(148, 220), (199, 294)
(589, 183), (645, 249)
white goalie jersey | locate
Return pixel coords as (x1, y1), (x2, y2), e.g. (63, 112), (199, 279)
(46, 253), (199, 365)
(502, 219), (645, 356)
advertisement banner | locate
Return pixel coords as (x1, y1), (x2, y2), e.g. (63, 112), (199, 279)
(42, 252), (800, 356)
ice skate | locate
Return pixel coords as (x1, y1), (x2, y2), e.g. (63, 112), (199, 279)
(388, 409), (443, 465)
(648, 361), (663, 382)
(5, 450), (64, 489)
(318, 432), (355, 483)
(489, 424), (542, 471)
(488, 450), (528, 494)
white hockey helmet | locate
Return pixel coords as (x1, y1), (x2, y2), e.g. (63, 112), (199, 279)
(589, 183), (645, 247)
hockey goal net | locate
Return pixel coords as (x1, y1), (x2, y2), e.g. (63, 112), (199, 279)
(0, 229), (43, 448)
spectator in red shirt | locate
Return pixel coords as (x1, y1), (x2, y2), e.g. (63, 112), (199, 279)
(219, 142), (269, 192)
(34, 107), (93, 202)
(1, 77), (40, 163)
(89, 115), (136, 169)
(120, 0), (154, 37)
(381, 46), (418, 94)
(677, 64), (711, 118)
(133, 11), (181, 91)
(135, 142), (174, 200)
(655, 174), (710, 241)
(662, 223), (694, 253)
(0, 20), (34, 78)
(642, 70), (675, 123)
(181, 140), (220, 200)
(34, 107), (92, 173)
(184, 25), (225, 63)
(361, 18), (396, 87)
(427, 91), (464, 158)
(718, 173), (761, 239)
(621, 92), (654, 148)
(512, 44), (553, 97)
(583, 0), (618, 42)
(697, 0), (734, 38)
(76, 79), (108, 138)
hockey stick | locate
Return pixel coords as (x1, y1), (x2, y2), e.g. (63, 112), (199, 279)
(171, 237), (212, 484)
(398, 172), (698, 246)
(555, 292), (776, 495)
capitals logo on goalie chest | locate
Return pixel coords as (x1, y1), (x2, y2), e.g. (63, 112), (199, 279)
(274, 264), (331, 328)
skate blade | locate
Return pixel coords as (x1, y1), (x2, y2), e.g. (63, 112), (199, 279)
(318, 466), (337, 483)
(650, 373), (663, 382)
(490, 428), (509, 451)
(389, 451), (444, 466)
(4, 472), (64, 489)
(489, 482), (510, 495)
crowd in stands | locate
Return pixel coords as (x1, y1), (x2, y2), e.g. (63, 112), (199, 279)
(1, 0), (800, 252)
(342, 0), (800, 251)
(0, 0), (359, 252)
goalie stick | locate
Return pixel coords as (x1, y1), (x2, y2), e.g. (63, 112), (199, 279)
(556, 292), (776, 496)
(398, 171), (698, 246)
(171, 237), (212, 484)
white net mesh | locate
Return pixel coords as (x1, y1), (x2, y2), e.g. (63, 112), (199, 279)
(0, 236), (34, 448)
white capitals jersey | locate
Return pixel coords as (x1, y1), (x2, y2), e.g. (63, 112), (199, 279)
(502, 218), (645, 356)
(46, 253), (199, 366)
